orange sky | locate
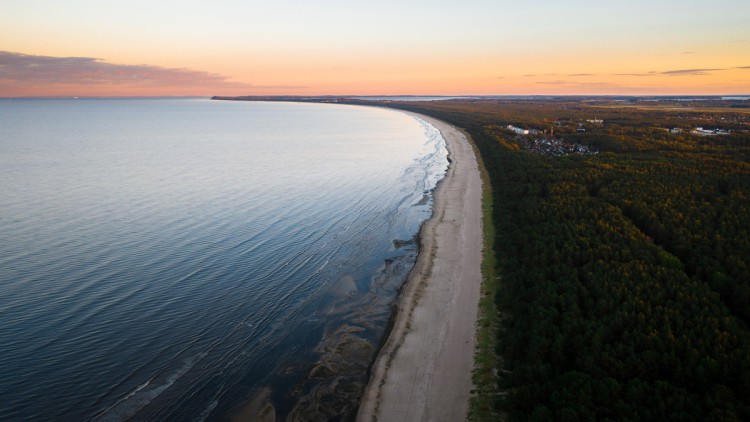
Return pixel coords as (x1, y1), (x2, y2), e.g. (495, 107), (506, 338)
(1, 0), (749, 96)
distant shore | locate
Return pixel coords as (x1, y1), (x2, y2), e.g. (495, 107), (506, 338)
(356, 112), (484, 421)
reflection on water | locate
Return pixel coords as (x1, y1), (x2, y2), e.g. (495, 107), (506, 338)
(0, 99), (447, 421)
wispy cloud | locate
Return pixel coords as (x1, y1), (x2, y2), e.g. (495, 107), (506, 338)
(518, 66), (741, 81)
(520, 73), (561, 77)
(0, 51), (243, 87)
(536, 80), (622, 88)
(0, 51), (274, 96)
(681, 51), (696, 55)
(615, 72), (658, 77)
(616, 68), (732, 77)
(660, 68), (724, 76)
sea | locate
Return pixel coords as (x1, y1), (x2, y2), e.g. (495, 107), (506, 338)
(0, 98), (448, 421)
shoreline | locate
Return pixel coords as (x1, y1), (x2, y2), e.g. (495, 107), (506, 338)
(357, 112), (484, 421)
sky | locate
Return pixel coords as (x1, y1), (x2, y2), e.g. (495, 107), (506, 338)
(1, 0), (749, 96)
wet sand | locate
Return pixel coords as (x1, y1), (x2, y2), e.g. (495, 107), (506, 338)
(357, 112), (484, 421)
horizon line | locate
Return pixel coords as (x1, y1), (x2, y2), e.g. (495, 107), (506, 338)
(3, 94), (750, 100)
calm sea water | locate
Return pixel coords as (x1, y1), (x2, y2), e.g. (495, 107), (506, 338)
(0, 99), (447, 421)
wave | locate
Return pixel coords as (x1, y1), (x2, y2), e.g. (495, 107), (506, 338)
(92, 352), (207, 422)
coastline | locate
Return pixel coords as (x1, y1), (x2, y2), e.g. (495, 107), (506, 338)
(357, 112), (484, 421)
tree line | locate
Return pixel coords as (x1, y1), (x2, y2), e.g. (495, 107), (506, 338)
(356, 99), (750, 421)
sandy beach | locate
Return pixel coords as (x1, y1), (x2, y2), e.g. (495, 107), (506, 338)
(357, 112), (484, 422)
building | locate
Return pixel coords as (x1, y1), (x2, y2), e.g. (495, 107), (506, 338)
(692, 127), (731, 136)
(507, 125), (529, 135)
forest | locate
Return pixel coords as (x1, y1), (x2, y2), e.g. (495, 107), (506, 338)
(353, 98), (750, 421)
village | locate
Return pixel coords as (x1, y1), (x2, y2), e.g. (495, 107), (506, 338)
(506, 124), (598, 156)
(506, 117), (737, 157)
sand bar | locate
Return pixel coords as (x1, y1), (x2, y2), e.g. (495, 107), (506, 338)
(357, 112), (484, 422)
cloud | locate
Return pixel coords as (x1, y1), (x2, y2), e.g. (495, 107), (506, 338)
(0, 51), (242, 86)
(0, 51), (275, 95)
(615, 72), (652, 77)
(529, 66), (740, 87)
(616, 68), (729, 77)
(660, 68), (725, 76)
(681, 51), (696, 55)
(522, 74), (537, 77)
(536, 80), (622, 89)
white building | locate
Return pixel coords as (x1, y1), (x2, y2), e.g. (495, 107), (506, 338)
(507, 125), (529, 135)
(692, 127), (731, 136)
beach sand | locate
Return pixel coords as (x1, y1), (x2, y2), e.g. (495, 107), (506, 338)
(356, 112), (484, 422)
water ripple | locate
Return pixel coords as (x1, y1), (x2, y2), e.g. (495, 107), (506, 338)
(0, 99), (448, 421)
